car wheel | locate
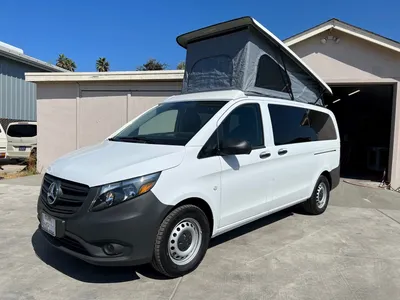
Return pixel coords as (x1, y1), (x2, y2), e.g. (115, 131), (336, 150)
(151, 204), (210, 278)
(302, 175), (330, 215)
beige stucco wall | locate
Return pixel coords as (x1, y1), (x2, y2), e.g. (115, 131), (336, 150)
(289, 30), (400, 188)
(36, 81), (182, 172)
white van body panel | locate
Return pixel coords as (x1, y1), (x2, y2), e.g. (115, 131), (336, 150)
(47, 141), (186, 187)
(0, 124), (6, 159)
(6, 121), (37, 159)
(45, 92), (340, 238)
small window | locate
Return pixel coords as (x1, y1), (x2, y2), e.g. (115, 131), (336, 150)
(255, 55), (289, 93)
(219, 103), (264, 148)
(268, 104), (336, 146)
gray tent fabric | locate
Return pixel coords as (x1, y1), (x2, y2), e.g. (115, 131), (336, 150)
(181, 27), (324, 105)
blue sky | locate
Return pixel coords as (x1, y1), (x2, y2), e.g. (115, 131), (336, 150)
(1, 0), (399, 72)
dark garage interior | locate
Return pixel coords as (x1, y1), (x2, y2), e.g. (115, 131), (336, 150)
(324, 84), (394, 181)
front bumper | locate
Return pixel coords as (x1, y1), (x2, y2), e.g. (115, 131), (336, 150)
(37, 188), (171, 266)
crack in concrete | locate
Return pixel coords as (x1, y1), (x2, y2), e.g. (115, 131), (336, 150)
(169, 276), (183, 300)
(376, 209), (400, 226)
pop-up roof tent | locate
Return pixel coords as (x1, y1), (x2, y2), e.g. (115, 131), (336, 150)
(176, 17), (332, 105)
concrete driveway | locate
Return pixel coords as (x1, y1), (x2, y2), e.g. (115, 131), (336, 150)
(1, 176), (400, 300)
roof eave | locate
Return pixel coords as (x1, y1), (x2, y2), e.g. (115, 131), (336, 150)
(25, 70), (185, 83)
(0, 47), (67, 72)
(284, 19), (400, 54)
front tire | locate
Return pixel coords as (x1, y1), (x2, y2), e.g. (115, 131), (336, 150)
(303, 175), (330, 215)
(151, 204), (210, 278)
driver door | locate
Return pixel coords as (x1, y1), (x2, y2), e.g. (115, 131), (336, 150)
(218, 101), (272, 228)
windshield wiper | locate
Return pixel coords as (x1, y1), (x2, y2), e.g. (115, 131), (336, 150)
(108, 136), (153, 144)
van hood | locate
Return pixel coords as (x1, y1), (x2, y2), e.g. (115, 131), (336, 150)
(46, 141), (186, 187)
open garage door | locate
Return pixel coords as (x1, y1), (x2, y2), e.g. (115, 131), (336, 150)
(325, 84), (394, 182)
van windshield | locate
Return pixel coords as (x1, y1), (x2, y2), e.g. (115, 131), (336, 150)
(111, 101), (227, 146)
(7, 124), (37, 138)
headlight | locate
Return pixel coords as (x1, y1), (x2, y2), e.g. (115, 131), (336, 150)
(90, 172), (160, 212)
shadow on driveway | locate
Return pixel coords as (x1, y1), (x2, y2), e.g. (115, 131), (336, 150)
(32, 207), (295, 283)
(31, 230), (167, 283)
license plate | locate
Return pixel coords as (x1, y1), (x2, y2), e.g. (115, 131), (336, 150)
(19, 146), (26, 151)
(41, 212), (56, 237)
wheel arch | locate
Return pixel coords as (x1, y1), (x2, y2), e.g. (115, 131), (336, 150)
(168, 197), (215, 236)
(321, 170), (332, 190)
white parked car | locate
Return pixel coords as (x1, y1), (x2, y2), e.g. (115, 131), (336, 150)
(6, 121), (37, 161)
(0, 123), (6, 160)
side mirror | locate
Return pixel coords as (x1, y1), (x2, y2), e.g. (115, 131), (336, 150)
(219, 139), (252, 156)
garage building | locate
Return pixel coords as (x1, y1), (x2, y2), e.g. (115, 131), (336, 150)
(26, 18), (400, 189)
(0, 41), (65, 129)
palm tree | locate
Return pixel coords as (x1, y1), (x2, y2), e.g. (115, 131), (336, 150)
(137, 58), (167, 71)
(96, 57), (110, 72)
(177, 61), (185, 70)
(56, 54), (67, 69)
(65, 58), (77, 72)
(56, 54), (77, 71)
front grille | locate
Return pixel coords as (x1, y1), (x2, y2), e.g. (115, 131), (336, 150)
(41, 174), (90, 215)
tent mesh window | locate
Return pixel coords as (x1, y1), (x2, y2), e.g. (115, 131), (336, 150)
(255, 54), (290, 94)
(187, 55), (234, 92)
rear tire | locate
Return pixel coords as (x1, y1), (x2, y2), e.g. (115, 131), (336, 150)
(151, 204), (210, 278)
(302, 175), (330, 215)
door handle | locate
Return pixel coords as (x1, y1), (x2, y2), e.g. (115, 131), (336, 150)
(278, 149), (288, 156)
(259, 151), (271, 159)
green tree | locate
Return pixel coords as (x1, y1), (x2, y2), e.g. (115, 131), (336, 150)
(137, 58), (167, 71)
(96, 57), (110, 72)
(56, 54), (77, 71)
(176, 61), (185, 70)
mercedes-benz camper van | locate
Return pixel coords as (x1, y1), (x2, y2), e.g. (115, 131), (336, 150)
(37, 17), (340, 278)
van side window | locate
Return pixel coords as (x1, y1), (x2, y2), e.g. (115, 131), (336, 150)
(219, 103), (264, 148)
(308, 109), (337, 140)
(198, 103), (264, 159)
(268, 104), (336, 145)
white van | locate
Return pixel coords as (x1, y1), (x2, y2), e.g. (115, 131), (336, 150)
(0, 123), (6, 159)
(37, 91), (340, 277)
(36, 17), (340, 278)
(6, 121), (37, 160)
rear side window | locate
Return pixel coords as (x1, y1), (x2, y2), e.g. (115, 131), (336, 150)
(308, 109), (337, 141)
(268, 104), (336, 146)
(7, 124), (37, 138)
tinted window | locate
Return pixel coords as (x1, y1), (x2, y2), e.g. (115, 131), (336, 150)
(268, 104), (336, 145)
(7, 124), (37, 138)
(113, 101), (227, 146)
(255, 55), (290, 93)
(219, 103), (264, 148)
(308, 109), (337, 141)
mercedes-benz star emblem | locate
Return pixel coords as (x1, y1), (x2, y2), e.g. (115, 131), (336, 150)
(47, 182), (62, 205)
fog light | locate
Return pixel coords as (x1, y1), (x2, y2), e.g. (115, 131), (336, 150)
(103, 243), (124, 256)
